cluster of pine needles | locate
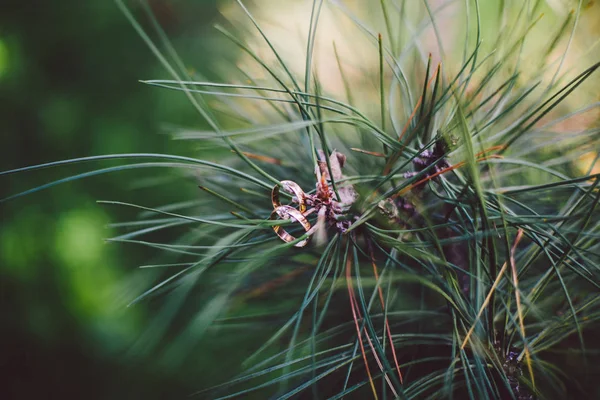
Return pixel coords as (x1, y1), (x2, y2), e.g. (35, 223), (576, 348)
(2, 0), (600, 399)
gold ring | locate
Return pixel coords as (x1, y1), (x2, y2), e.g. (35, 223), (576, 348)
(272, 180), (307, 213)
(270, 205), (311, 247)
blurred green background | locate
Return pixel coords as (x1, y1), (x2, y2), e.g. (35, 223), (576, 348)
(0, 1), (228, 398)
(1, 1), (599, 399)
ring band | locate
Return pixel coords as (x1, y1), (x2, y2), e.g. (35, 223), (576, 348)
(272, 180), (307, 213)
(270, 205), (311, 247)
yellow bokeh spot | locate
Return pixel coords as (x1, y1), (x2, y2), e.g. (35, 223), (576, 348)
(53, 208), (141, 345)
(55, 209), (105, 267)
(54, 209), (118, 317)
(578, 152), (600, 175)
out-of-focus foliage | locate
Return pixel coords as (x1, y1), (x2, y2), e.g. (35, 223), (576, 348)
(0, 1), (227, 398)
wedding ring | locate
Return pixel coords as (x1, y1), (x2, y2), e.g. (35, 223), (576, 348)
(272, 180), (307, 213)
(270, 205), (311, 247)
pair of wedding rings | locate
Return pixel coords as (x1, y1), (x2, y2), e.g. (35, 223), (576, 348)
(270, 180), (311, 247)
